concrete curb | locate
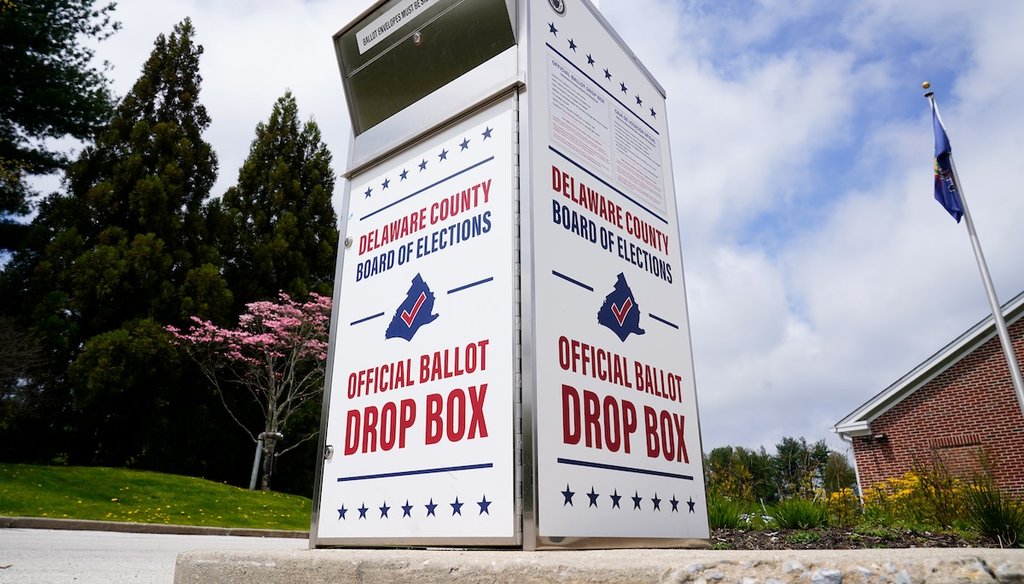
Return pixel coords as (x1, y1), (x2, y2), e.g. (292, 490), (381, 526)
(0, 515), (308, 539)
(174, 547), (1024, 584)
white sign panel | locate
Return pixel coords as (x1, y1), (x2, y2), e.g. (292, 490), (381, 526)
(316, 98), (516, 542)
(528, 1), (708, 540)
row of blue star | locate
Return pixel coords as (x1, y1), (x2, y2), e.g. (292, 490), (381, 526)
(362, 126), (495, 199)
(561, 484), (696, 513)
(337, 495), (492, 520)
(548, 22), (658, 120)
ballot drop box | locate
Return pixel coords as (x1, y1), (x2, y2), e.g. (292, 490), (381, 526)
(311, 0), (709, 550)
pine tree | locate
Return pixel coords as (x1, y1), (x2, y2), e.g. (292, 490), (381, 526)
(0, 19), (233, 469)
(217, 91), (337, 308)
(210, 91), (336, 493)
(0, 0), (119, 250)
(56, 17), (229, 334)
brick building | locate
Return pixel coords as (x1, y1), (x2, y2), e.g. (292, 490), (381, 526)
(833, 291), (1024, 498)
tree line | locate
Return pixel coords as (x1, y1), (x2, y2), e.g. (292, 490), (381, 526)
(705, 436), (856, 503)
(1, 2), (336, 494)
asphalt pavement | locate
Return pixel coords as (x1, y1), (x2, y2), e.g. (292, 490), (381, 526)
(0, 527), (306, 584)
(0, 515), (307, 584)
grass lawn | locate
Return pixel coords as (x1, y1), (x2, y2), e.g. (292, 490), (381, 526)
(0, 463), (311, 531)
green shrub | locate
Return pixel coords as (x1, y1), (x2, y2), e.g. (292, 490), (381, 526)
(771, 498), (829, 529)
(826, 487), (859, 527)
(786, 530), (822, 544)
(862, 467), (966, 529)
(707, 493), (743, 529)
(964, 480), (1024, 547)
(912, 462), (963, 527)
(740, 509), (773, 529)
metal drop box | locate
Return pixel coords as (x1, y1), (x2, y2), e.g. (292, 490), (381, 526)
(312, 0), (709, 550)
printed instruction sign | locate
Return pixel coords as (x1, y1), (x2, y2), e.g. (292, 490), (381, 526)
(316, 98), (516, 542)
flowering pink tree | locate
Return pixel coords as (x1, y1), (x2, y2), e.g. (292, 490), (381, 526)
(167, 292), (331, 490)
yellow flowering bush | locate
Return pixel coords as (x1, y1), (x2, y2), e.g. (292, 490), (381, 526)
(863, 469), (965, 528)
(827, 488), (858, 527)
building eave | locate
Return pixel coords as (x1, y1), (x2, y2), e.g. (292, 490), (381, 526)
(832, 421), (870, 438)
(832, 290), (1024, 441)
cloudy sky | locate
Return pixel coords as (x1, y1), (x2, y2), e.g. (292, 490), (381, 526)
(79, 0), (1024, 457)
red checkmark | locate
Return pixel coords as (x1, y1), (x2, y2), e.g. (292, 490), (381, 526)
(401, 292), (427, 326)
(611, 297), (633, 326)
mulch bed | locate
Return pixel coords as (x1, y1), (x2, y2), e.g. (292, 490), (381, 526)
(710, 527), (993, 550)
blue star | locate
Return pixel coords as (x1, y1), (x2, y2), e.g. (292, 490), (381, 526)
(358, 503), (368, 519)
(651, 493), (662, 511)
(402, 500), (413, 518)
(631, 491), (642, 510)
(477, 495), (491, 515)
(379, 501), (390, 518)
(450, 497), (464, 516)
(568, 38), (577, 52)
(650, 107), (657, 118)
(635, 95), (643, 106)
(610, 489), (622, 509)
(548, 22), (558, 36)
(587, 487), (599, 508)
(586, 54), (595, 66)
(438, 148), (448, 161)
(687, 497), (696, 513)
(364, 186), (372, 198)
(670, 496), (680, 512)
(381, 177), (390, 189)
(562, 484), (575, 506)
(620, 81), (628, 94)
(459, 137), (470, 151)
(604, 68), (612, 80)
(482, 126), (493, 140)
(425, 498), (437, 517)
(399, 168), (409, 180)
(418, 158), (428, 171)
(337, 506), (347, 520)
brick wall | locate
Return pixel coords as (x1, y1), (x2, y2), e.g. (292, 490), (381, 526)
(852, 317), (1024, 498)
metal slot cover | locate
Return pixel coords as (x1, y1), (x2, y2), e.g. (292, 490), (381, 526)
(337, 0), (515, 134)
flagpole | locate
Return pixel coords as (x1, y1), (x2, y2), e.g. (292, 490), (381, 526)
(924, 83), (1024, 419)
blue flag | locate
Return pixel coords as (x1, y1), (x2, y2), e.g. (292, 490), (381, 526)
(931, 100), (964, 223)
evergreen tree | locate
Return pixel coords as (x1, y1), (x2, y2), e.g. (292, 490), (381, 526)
(211, 91), (337, 493)
(217, 90), (337, 308)
(773, 436), (831, 499)
(0, 0), (119, 250)
(706, 445), (777, 503)
(822, 450), (857, 494)
(0, 19), (233, 470)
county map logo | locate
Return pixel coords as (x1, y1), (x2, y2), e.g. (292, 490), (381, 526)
(386, 273), (440, 341)
(597, 273), (645, 342)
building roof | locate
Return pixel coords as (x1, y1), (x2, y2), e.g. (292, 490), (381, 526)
(832, 290), (1024, 439)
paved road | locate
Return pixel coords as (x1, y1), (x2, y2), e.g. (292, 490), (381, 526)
(0, 528), (306, 584)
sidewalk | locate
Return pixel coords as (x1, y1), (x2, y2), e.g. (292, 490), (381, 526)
(0, 515), (308, 539)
